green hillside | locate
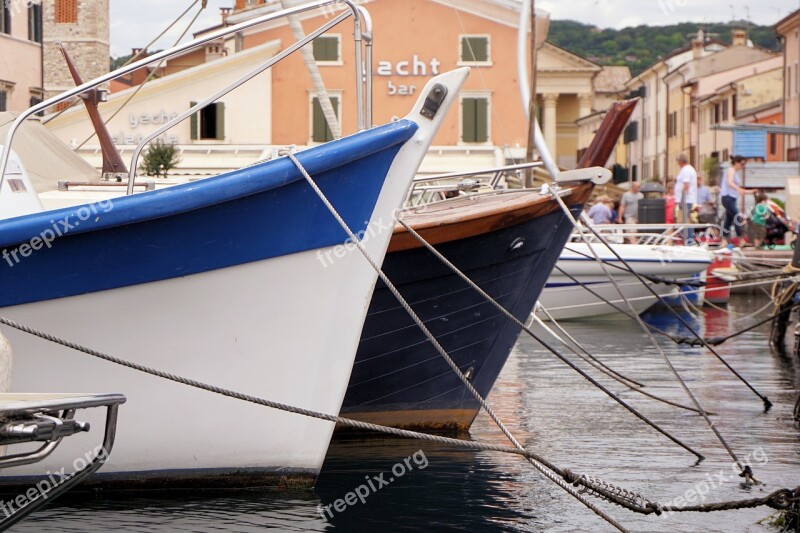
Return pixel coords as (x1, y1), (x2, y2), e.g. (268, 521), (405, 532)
(548, 20), (781, 75)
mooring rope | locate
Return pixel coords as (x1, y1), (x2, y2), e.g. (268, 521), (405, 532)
(530, 307), (712, 415)
(575, 217), (772, 413)
(531, 308), (645, 388)
(551, 264), (795, 351)
(553, 195), (758, 481)
(1, 313), (796, 521)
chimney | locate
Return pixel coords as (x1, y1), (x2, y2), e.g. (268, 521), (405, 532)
(692, 29), (705, 59)
(220, 7), (233, 23)
(732, 28), (747, 47)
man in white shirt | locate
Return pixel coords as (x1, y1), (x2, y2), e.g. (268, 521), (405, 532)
(674, 153), (698, 224)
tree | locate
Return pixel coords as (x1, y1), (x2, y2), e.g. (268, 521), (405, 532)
(140, 140), (180, 178)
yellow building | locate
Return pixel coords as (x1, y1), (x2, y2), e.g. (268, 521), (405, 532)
(664, 29), (774, 178)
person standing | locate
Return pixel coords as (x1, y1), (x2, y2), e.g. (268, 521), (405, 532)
(587, 195), (613, 225)
(674, 153), (698, 224)
(720, 155), (753, 245)
(617, 181), (643, 224)
(618, 181), (643, 243)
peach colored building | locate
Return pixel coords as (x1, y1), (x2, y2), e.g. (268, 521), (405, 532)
(195, 0), (607, 170)
(0, 0), (43, 113)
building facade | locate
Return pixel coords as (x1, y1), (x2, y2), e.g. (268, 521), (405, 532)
(0, 0), (43, 113)
(43, 0), (621, 176)
(42, 0), (110, 100)
(215, 0), (608, 170)
(775, 10), (800, 161)
(0, 0), (109, 113)
(663, 31), (775, 178)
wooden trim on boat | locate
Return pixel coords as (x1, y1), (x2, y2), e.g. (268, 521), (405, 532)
(390, 182), (592, 252)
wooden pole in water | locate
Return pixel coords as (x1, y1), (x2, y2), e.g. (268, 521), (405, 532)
(524, 0), (538, 188)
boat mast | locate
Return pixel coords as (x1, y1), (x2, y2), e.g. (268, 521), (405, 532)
(524, 0), (538, 187)
(517, 0), (558, 179)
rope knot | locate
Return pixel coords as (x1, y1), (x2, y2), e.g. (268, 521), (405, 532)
(561, 468), (580, 485)
(766, 488), (796, 510)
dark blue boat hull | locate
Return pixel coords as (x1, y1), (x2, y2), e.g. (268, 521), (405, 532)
(342, 202), (583, 429)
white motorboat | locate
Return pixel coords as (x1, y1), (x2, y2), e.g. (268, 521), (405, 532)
(539, 242), (713, 320)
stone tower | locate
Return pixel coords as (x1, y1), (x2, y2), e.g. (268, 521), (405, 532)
(42, 0), (110, 100)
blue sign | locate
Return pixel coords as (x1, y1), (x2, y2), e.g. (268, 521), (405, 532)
(733, 129), (767, 159)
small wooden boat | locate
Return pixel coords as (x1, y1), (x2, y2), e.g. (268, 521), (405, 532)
(340, 99), (635, 431)
(342, 183), (591, 430)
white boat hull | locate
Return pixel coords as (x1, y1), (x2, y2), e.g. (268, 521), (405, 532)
(3, 246), (372, 482)
(0, 69), (470, 486)
(539, 243), (712, 320)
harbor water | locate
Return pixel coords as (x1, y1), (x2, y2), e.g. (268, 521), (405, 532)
(11, 293), (800, 532)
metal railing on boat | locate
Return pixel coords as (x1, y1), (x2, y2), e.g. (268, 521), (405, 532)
(406, 161), (543, 206)
(574, 223), (721, 246)
(0, 0), (373, 196)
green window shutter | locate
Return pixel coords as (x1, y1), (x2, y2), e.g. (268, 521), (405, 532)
(462, 98), (476, 143)
(475, 97), (488, 142)
(190, 101), (198, 140)
(462, 97), (488, 143)
(313, 36), (338, 62)
(312, 96), (339, 142)
(215, 102), (225, 140)
(462, 37), (488, 62)
(326, 37), (338, 61)
(312, 97), (326, 142)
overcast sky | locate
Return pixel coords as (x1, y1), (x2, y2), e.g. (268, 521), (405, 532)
(110, 0), (800, 58)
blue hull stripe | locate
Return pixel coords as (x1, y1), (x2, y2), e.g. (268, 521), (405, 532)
(0, 120), (418, 307)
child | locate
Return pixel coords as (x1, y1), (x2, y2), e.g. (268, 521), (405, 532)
(751, 192), (769, 248)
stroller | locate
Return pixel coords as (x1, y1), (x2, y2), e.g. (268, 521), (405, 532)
(764, 201), (797, 248)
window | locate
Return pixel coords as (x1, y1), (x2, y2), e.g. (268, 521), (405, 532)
(1, 1), (10, 35)
(722, 99), (729, 121)
(712, 104), (720, 125)
(667, 111), (679, 138)
(459, 35), (490, 65)
(732, 94), (737, 117)
(28, 3), (42, 42)
(461, 96), (489, 143)
(190, 101), (225, 140)
(0, 90), (6, 112)
(623, 121), (638, 144)
(312, 35), (340, 64)
(29, 92), (43, 116)
(770, 133), (777, 155)
(55, 0), (78, 24)
(631, 165), (638, 181)
(311, 95), (340, 143)
(722, 148), (729, 162)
